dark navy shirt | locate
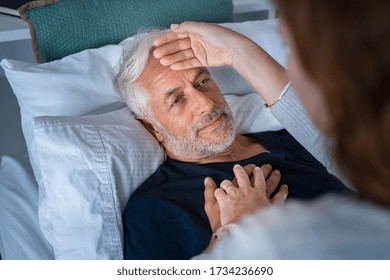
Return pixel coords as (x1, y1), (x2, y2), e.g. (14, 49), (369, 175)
(123, 130), (349, 259)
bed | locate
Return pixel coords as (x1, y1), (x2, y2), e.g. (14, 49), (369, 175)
(0, 0), (288, 259)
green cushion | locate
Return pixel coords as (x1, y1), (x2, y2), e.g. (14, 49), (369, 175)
(19, 0), (233, 63)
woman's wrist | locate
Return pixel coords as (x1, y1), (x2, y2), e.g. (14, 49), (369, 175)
(203, 223), (237, 254)
(213, 223), (238, 240)
(231, 35), (259, 69)
(264, 80), (292, 108)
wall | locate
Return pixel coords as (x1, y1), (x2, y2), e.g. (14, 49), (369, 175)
(0, 39), (34, 156)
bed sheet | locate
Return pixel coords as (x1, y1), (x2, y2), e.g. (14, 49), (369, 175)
(0, 153), (54, 259)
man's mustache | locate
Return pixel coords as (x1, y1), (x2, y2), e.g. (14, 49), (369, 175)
(194, 104), (230, 133)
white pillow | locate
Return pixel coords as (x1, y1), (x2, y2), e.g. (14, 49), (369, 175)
(33, 108), (164, 259)
(0, 19), (287, 259)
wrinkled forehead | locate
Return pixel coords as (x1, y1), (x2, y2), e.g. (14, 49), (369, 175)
(138, 54), (171, 85)
(137, 55), (210, 97)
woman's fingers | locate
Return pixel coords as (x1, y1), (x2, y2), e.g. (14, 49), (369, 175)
(231, 164), (256, 187)
(252, 166), (266, 189)
(232, 164), (252, 189)
(153, 31), (189, 48)
(220, 179), (233, 190)
(154, 21), (236, 69)
(154, 38), (191, 59)
(154, 37), (205, 70)
(212, 166), (288, 226)
(169, 21), (210, 36)
(153, 21), (208, 57)
(170, 58), (203, 70)
(219, 180), (238, 198)
(254, 165), (282, 198)
(159, 48), (195, 66)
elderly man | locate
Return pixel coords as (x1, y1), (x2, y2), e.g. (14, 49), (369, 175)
(116, 30), (348, 260)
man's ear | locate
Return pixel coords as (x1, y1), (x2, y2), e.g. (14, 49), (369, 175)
(136, 117), (164, 143)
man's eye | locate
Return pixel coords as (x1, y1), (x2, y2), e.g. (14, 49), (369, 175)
(198, 78), (210, 87)
(172, 96), (183, 106)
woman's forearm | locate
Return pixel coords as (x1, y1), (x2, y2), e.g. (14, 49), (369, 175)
(232, 37), (289, 106)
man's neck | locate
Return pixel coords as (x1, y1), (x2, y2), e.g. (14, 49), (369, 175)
(167, 135), (269, 164)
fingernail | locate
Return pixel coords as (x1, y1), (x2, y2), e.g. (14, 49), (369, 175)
(204, 177), (210, 183)
(274, 170), (280, 175)
(170, 23), (179, 29)
(221, 179), (230, 186)
(159, 58), (168, 66)
(254, 166), (261, 171)
(234, 164), (241, 169)
(283, 193), (288, 201)
(152, 49), (159, 58)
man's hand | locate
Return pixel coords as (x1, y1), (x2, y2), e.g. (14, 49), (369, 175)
(204, 177), (221, 233)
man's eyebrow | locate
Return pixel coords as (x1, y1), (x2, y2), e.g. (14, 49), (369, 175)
(164, 87), (181, 103)
(193, 68), (210, 83)
(163, 68), (210, 103)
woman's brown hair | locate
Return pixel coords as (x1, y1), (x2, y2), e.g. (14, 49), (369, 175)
(274, 0), (390, 206)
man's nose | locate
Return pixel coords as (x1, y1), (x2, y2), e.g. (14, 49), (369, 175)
(190, 89), (214, 115)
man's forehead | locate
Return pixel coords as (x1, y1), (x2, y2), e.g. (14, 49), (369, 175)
(139, 55), (209, 87)
(142, 55), (168, 76)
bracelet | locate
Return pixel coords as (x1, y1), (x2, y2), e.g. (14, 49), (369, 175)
(213, 223), (237, 240)
(264, 80), (292, 108)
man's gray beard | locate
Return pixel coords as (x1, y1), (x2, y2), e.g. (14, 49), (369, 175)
(158, 103), (236, 159)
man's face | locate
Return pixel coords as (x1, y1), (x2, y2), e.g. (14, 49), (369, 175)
(137, 55), (236, 161)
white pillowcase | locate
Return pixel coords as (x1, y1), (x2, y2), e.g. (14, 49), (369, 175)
(33, 108), (164, 259)
(0, 19), (287, 259)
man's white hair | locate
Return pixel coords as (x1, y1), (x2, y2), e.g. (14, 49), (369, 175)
(115, 29), (165, 120)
